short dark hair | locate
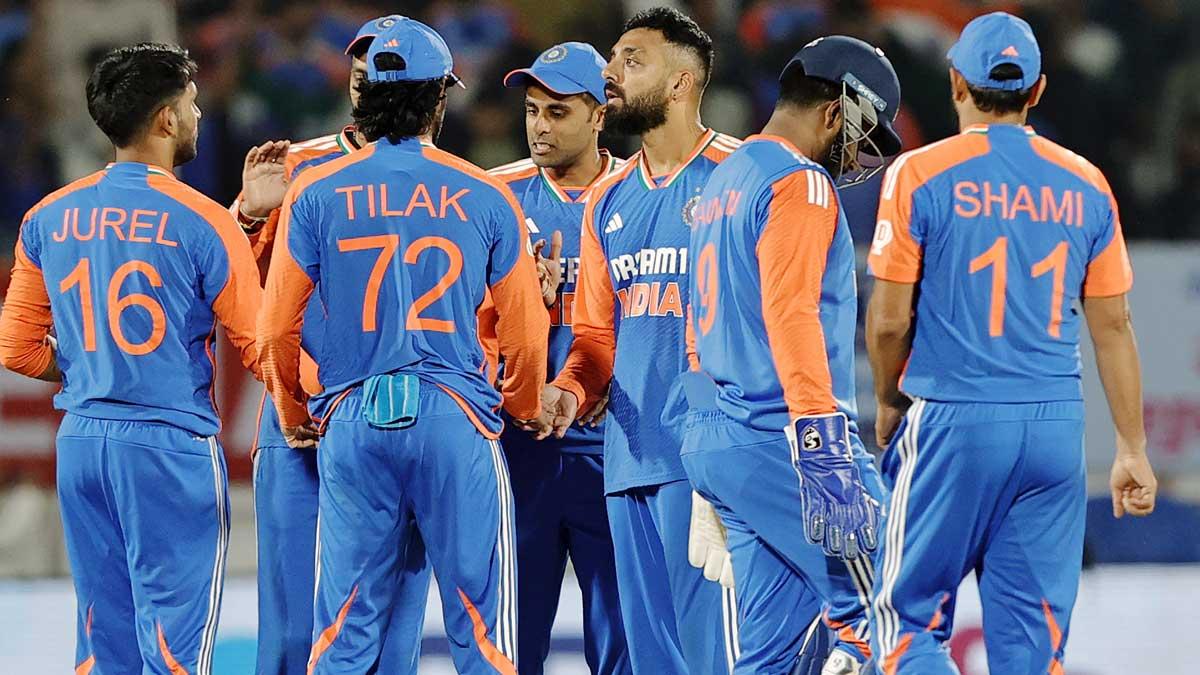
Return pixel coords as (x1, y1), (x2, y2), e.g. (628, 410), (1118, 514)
(624, 7), (714, 88)
(966, 64), (1035, 115)
(777, 66), (841, 110)
(86, 43), (197, 148)
(353, 73), (446, 143)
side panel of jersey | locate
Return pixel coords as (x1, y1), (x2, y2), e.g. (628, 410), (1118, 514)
(691, 138), (861, 435)
(287, 139), (526, 433)
(593, 132), (740, 492)
(22, 164), (242, 436)
(869, 126), (1132, 403)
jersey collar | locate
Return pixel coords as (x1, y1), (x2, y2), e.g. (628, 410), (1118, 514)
(538, 150), (617, 204)
(635, 128), (717, 191)
(106, 162), (175, 179)
(337, 125), (362, 155)
(963, 123), (1037, 136)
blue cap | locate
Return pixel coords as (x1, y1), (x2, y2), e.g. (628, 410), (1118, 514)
(948, 12), (1041, 91)
(783, 36), (903, 156)
(503, 42), (607, 104)
(364, 16), (462, 87)
(344, 14), (404, 56)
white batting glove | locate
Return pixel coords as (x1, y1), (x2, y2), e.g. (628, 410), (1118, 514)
(688, 491), (735, 588)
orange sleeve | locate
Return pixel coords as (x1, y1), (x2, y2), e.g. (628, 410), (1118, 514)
(230, 192), (282, 283)
(1083, 188), (1133, 297)
(490, 199), (549, 420)
(868, 156), (923, 283)
(208, 213), (263, 380)
(257, 191), (317, 426)
(0, 231), (54, 377)
(551, 200), (615, 409)
(477, 289), (501, 386)
(757, 171), (837, 418)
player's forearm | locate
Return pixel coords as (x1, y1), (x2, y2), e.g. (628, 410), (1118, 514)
(491, 268), (551, 419)
(258, 330), (309, 426)
(1086, 296), (1147, 453)
(866, 291), (913, 406)
(0, 322), (53, 380)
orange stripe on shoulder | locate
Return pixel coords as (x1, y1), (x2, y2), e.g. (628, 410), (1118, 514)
(1029, 136), (1110, 193)
(288, 143), (378, 201)
(489, 165), (538, 184)
(284, 143), (343, 177)
(587, 159), (637, 203)
(24, 171), (107, 222)
(891, 133), (990, 193)
(702, 144), (736, 163)
(147, 174), (240, 232)
(423, 146), (525, 219)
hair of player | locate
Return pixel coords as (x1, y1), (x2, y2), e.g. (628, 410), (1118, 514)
(353, 64), (446, 143)
(623, 6), (714, 88)
(966, 64), (1036, 115)
(777, 67), (841, 110)
(85, 43), (198, 148)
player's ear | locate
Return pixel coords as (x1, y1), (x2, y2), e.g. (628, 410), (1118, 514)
(671, 69), (693, 102)
(948, 68), (970, 104)
(592, 103), (606, 133)
(1027, 74), (1048, 110)
(152, 103), (176, 140)
(823, 98), (843, 132)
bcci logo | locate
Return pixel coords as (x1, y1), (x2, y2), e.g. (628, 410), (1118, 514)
(541, 46), (568, 64)
(376, 17), (398, 30)
(802, 426), (823, 451)
(682, 195), (702, 228)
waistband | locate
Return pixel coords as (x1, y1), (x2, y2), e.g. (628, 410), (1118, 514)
(912, 398), (1085, 423)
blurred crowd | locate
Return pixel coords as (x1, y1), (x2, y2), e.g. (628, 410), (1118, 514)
(1, 0), (1199, 247)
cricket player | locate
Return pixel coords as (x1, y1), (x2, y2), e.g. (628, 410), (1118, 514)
(489, 42), (630, 674)
(685, 36), (901, 675)
(257, 17), (550, 674)
(540, 8), (742, 673)
(0, 44), (261, 673)
(866, 13), (1157, 674)
(232, 15), (431, 674)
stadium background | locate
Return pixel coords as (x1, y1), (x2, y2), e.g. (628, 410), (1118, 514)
(1, 0), (1198, 672)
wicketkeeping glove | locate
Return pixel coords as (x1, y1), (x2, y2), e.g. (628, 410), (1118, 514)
(786, 412), (880, 561)
(688, 491), (735, 588)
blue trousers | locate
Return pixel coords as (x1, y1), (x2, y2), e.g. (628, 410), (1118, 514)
(56, 414), (229, 675)
(501, 435), (630, 675)
(310, 383), (517, 674)
(607, 478), (736, 674)
(871, 399), (1086, 675)
(253, 394), (431, 675)
(681, 411), (885, 673)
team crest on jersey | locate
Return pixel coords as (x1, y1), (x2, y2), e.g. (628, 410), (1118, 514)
(541, 45), (568, 63)
(682, 195), (702, 228)
(802, 426), (823, 451)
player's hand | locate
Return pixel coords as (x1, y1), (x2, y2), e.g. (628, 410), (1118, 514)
(512, 409), (555, 440)
(533, 230), (563, 308)
(1110, 440), (1157, 518)
(282, 421), (320, 449)
(577, 387), (609, 427)
(688, 491), (735, 587)
(874, 396), (911, 449)
(789, 413), (881, 561)
(537, 383), (579, 440)
(241, 140), (291, 219)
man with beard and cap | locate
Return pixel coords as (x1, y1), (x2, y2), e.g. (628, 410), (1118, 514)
(867, 13), (1155, 673)
(487, 41), (631, 675)
(683, 36), (901, 675)
(257, 16), (552, 674)
(231, 15), (434, 675)
(0, 43), (261, 673)
(538, 7), (743, 674)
